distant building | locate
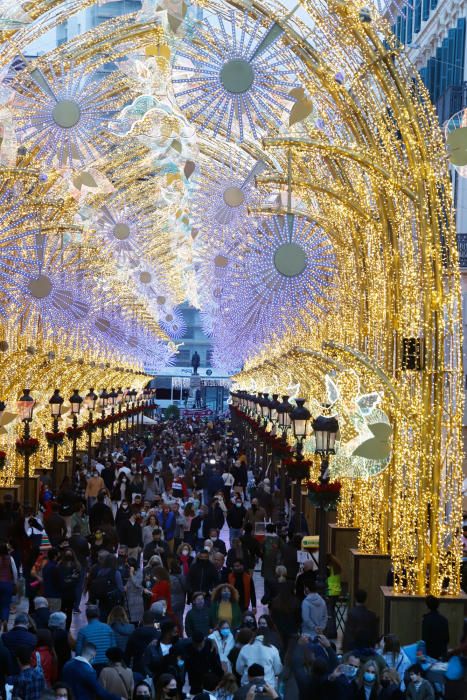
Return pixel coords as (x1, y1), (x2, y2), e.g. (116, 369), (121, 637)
(57, 1), (142, 46)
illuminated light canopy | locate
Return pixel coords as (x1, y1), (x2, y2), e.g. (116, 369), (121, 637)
(173, 9), (297, 140)
(159, 306), (187, 339)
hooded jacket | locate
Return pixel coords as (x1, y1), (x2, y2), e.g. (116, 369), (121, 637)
(301, 592), (328, 636)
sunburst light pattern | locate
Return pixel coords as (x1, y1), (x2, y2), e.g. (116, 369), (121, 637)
(173, 9), (297, 141)
(12, 60), (118, 168)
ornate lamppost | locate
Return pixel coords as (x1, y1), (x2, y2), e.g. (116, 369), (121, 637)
(108, 388), (118, 449)
(129, 389), (137, 435)
(98, 388), (109, 445)
(17, 389), (36, 505)
(48, 389), (64, 489)
(276, 396), (292, 523)
(289, 398), (311, 534)
(124, 388), (131, 437)
(116, 388), (124, 438)
(85, 388), (98, 468)
(69, 389), (83, 472)
(312, 413), (339, 589)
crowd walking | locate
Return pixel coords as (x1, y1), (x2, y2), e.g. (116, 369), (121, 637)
(0, 414), (462, 700)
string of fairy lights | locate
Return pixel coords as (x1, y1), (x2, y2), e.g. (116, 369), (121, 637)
(0, 0), (462, 596)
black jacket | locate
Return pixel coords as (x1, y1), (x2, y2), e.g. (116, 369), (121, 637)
(186, 560), (219, 596)
(342, 605), (379, 651)
(422, 610), (449, 659)
(89, 502), (114, 531)
(185, 639), (223, 694)
(227, 506), (246, 529)
(125, 626), (159, 674)
(119, 519), (142, 548)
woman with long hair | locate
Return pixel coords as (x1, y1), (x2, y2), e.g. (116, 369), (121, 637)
(257, 614), (284, 658)
(0, 542), (17, 630)
(176, 542), (194, 575)
(356, 660), (380, 700)
(155, 673), (180, 700)
(32, 628), (58, 687)
(378, 634), (410, 687)
(236, 630), (283, 690)
(151, 565), (173, 613)
(107, 605), (135, 653)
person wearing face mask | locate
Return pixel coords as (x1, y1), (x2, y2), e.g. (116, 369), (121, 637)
(155, 673), (180, 700)
(329, 654), (361, 700)
(85, 470), (105, 512)
(115, 500), (131, 536)
(89, 492), (115, 532)
(227, 500), (246, 547)
(379, 668), (404, 700)
(356, 661), (381, 700)
(209, 621), (235, 673)
(236, 631), (283, 690)
(176, 542), (194, 575)
(185, 631), (223, 695)
(228, 560), (256, 615)
(210, 585), (242, 629)
(187, 551), (219, 599)
(185, 592), (211, 639)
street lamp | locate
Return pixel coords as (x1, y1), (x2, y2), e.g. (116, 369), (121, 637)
(116, 388), (124, 437)
(270, 394), (281, 426)
(108, 388), (118, 448)
(312, 412), (339, 589)
(69, 389), (83, 472)
(98, 388), (109, 445)
(124, 388), (131, 436)
(17, 389), (35, 505)
(48, 389), (64, 489)
(129, 388), (137, 434)
(85, 388), (98, 468)
(277, 395), (292, 434)
(289, 398), (311, 534)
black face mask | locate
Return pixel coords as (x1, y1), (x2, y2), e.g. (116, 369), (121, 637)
(166, 690), (178, 698)
(380, 679), (390, 688)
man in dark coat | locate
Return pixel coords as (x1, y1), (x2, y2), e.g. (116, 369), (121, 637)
(186, 550), (219, 599)
(342, 589), (379, 652)
(421, 595), (449, 659)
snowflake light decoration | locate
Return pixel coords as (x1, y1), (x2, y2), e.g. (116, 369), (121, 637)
(12, 60), (118, 168)
(159, 306), (187, 339)
(193, 146), (264, 233)
(201, 214), (335, 365)
(97, 203), (146, 262)
(173, 9), (297, 141)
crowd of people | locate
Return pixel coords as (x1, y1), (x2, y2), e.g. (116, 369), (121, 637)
(0, 414), (463, 700)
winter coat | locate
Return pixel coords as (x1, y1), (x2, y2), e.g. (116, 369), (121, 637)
(110, 622), (135, 653)
(98, 663), (134, 700)
(301, 592), (328, 636)
(170, 573), (187, 614)
(184, 605), (211, 639)
(208, 630), (235, 672)
(125, 569), (144, 623)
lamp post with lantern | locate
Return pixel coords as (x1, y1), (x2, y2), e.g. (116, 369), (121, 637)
(99, 389), (109, 445)
(108, 388), (118, 448)
(124, 388), (131, 437)
(312, 412), (339, 589)
(289, 398), (311, 534)
(276, 395), (292, 524)
(116, 388), (124, 438)
(69, 390), (83, 472)
(48, 389), (64, 489)
(85, 388), (98, 468)
(17, 389), (36, 506)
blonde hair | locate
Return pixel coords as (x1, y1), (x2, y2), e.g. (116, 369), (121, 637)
(275, 565), (287, 581)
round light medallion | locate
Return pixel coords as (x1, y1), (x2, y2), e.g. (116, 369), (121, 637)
(220, 59), (254, 94)
(113, 223), (131, 240)
(52, 99), (81, 128)
(140, 271), (152, 284)
(166, 314), (174, 322)
(273, 242), (307, 277)
(28, 274), (52, 299)
(223, 186), (245, 208)
(214, 255), (229, 268)
(157, 296), (166, 305)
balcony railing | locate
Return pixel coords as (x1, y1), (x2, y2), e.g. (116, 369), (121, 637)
(457, 234), (467, 268)
(436, 82), (467, 124)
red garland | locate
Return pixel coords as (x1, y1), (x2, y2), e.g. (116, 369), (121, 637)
(45, 431), (65, 445)
(283, 458), (314, 469)
(16, 437), (40, 455)
(306, 480), (342, 494)
(66, 426), (84, 439)
(0, 450), (6, 469)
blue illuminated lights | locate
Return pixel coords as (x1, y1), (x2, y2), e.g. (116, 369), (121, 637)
(12, 60), (117, 168)
(173, 9), (297, 141)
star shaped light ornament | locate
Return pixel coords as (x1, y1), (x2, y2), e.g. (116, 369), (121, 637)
(173, 9), (298, 141)
(96, 204), (150, 263)
(12, 60), (118, 168)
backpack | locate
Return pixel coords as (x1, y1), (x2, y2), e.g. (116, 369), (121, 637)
(89, 569), (118, 600)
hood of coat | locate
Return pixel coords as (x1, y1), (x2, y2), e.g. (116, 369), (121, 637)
(305, 592), (324, 606)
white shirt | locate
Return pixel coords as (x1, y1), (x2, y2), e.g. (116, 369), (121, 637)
(160, 643), (172, 656)
(117, 466), (131, 478)
(222, 473), (235, 487)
